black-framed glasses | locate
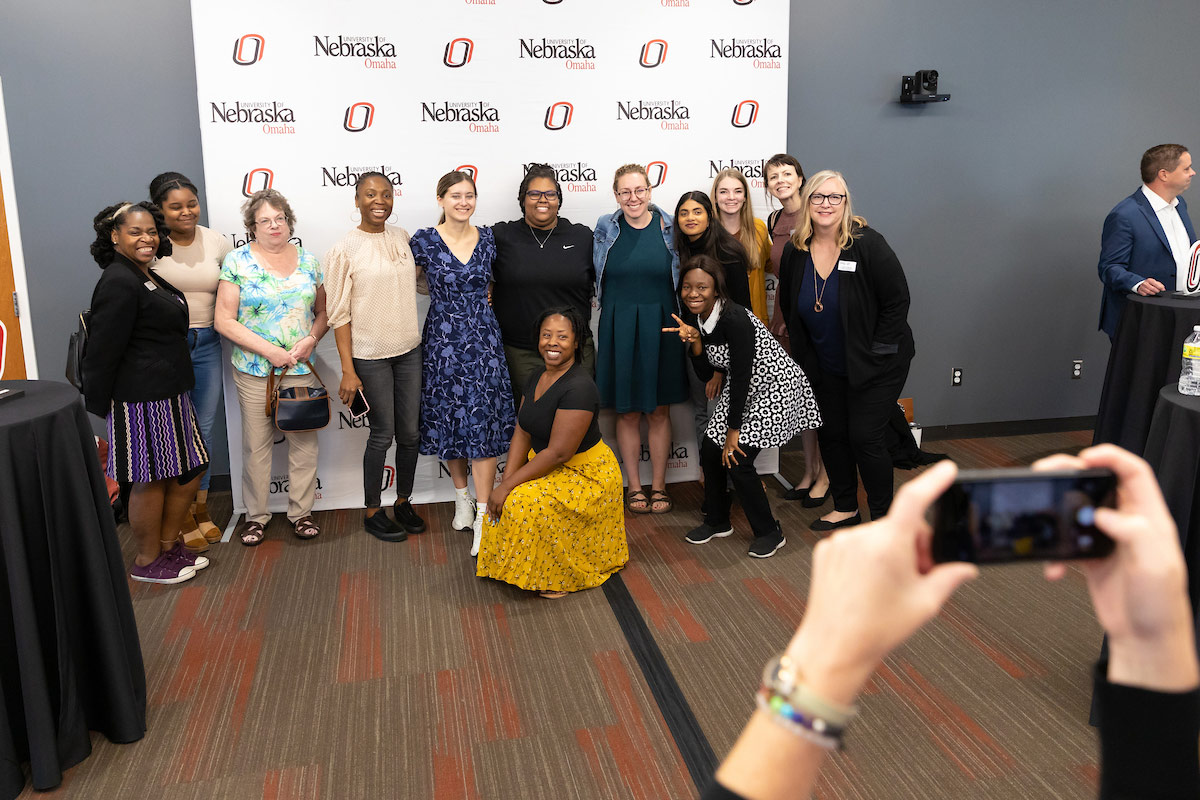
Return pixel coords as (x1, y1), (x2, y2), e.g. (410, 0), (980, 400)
(809, 193), (846, 206)
(525, 190), (560, 201)
(616, 186), (649, 200)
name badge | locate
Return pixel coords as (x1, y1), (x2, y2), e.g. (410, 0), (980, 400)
(144, 280), (157, 291)
(837, 260), (857, 272)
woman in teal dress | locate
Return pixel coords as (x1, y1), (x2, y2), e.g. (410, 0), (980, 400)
(592, 163), (687, 514)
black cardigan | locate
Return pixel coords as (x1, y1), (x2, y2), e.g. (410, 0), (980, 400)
(686, 302), (755, 429)
(778, 225), (915, 390)
(82, 255), (194, 416)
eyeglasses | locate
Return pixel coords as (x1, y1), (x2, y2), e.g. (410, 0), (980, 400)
(255, 215), (288, 228)
(525, 190), (560, 202)
(809, 193), (846, 206)
(616, 187), (649, 200)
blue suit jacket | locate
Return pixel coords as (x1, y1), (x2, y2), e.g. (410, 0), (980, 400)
(1097, 188), (1196, 337)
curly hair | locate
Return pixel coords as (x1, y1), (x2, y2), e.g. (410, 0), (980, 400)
(241, 188), (297, 238)
(90, 201), (173, 267)
(611, 163), (649, 193)
(518, 163), (563, 211)
(533, 305), (587, 362)
(148, 171), (200, 206)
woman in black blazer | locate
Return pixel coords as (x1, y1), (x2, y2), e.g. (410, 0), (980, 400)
(83, 202), (210, 585)
(778, 170), (915, 529)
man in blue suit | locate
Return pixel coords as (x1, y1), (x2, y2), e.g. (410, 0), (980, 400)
(1098, 144), (1196, 338)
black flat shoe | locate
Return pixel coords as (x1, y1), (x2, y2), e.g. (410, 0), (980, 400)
(810, 513), (861, 532)
(801, 489), (831, 508)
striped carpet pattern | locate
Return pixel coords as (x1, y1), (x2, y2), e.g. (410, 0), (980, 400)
(19, 430), (1105, 799)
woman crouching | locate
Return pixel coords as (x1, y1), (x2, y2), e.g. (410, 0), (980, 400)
(665, 255), (822, 558)
(477, 307), (629, 598)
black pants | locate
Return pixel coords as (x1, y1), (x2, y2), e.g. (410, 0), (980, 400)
(354, 347), (422, 507)
(700, 438), (778, 537)
(814, 370), (907, 520)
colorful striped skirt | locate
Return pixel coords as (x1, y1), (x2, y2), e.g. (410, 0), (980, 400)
(106, 393), (209, 484)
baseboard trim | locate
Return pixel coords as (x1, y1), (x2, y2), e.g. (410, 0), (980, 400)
(921, 415), (1095, 442)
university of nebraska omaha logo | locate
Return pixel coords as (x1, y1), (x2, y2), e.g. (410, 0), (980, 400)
(232, 34), (264, 65)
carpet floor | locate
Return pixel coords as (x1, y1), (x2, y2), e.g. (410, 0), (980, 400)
(18, 429), (1104, 799)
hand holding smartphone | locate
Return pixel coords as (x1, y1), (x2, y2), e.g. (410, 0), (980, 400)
(348, 389), (370, 419)
(930, 467), (1117, 564)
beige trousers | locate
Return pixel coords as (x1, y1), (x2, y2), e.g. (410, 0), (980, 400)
(231, 368), (321, 525)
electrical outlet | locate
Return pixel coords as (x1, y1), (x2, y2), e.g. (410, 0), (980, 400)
(951, 367), (963, 387)
(1072, 360), (1083, 379)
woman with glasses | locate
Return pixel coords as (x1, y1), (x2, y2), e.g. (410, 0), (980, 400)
(778, 171), (915, 530)
(410, 171), (515, 555)
(492, 163), (596, 402)
(215, 189), (329, 546)
(594, 163), (687, 515)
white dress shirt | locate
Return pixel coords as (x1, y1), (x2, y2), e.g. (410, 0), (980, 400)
(1140, 184), (1193, 291)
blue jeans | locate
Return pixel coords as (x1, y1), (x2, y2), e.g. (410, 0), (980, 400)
(354, 347), (422, 507)
(187, 326), (224, 490)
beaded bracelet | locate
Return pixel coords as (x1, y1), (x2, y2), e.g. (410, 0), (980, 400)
(756, 688), (843, 750)
(761, 654), (858, 726)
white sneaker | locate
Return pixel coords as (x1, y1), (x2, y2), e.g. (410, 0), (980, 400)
(452, 493), (475, 531)
(470, 512), (483, 557)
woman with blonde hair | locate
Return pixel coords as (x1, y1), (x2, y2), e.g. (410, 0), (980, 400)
(778, 170), (915, 529)
(711, 168), (770, 324)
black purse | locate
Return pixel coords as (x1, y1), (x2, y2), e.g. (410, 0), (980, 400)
(65, 309), (90, 391)
(266, 360), (330, 432)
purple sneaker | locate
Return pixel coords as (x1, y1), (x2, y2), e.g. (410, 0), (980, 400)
(168, 542), (209, 571)
(130, 552), (197, 585)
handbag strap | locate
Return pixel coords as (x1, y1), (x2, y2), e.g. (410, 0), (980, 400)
(264, 359), (325, 417)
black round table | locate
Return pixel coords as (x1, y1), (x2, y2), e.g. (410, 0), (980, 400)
(1144, 384), (1200, 646)
(1094, 292), (1200, 454)
(0, 380), (145, 799)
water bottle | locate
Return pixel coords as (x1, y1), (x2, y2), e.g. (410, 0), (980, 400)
(1180, 326), (1200, 396)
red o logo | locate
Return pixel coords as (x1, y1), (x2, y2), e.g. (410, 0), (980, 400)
(544, 102), (574, 130)
(242, 168), (274, 197)
(456, 165), (478, 181)
(639, 39), (668, 68)
(343, 102), (375, 132)
(444, 38), (474, 68)
(646, 161), (668, 188)
(232, 34), (265, 65)
(731, 100), (759, 128)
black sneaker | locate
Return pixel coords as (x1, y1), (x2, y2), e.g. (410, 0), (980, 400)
(748, 530), (785, 558)
(393, 500), (427, 534)
(685, 522), (733, 545)
(364, 511), (407, 542)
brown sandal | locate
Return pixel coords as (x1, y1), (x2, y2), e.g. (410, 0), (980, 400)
(626, 489), (651, 514)
(649, 489), (673, 514)
(538, 591), (568, 599)
(293, 515), (320, 540)
(194, 491), (222, 543)
(179, 518), (210, 553)
(239, 521), (265, 547)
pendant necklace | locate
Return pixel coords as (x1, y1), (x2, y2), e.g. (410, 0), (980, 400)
(813, 262), (830, 313)
(528, 224), (556, 249)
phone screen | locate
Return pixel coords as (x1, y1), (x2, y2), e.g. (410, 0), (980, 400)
(931, 468), (1117, 564)
(349, 389), (370, 419)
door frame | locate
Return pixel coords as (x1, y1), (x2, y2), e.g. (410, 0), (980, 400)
(0, 76), (38, 378)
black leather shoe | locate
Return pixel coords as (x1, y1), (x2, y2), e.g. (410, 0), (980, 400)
(801, 489), (830, 508)
(782, 485), (810, 501)
(365, 512), (408, 542)
(393, 500), (427, 534)
(809, 513), (861, 532)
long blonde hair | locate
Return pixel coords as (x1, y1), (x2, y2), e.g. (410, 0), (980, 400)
(792, 170), (866, 251)
(710, 168), (760, 267)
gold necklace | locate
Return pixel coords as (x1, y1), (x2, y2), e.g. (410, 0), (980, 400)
(814, 262), (830, 313)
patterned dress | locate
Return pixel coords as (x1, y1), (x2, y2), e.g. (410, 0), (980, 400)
(410, 226), (515, 459)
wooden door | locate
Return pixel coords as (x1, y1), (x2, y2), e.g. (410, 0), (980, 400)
(0, 167), (26, 379)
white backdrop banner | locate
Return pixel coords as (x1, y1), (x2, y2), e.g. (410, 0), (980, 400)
(191, 0), (790, 514)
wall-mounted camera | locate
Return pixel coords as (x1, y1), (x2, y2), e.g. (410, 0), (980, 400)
(900, 70), (950, 104)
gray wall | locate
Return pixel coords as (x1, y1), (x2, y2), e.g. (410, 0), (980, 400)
(4, 1), (1200, 476)
(789, 0), (1200, 425)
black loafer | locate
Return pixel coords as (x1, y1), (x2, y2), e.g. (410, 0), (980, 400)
(801, 489), (831, 508)
(809, 513), (861, 532)
(393, 500), (427, 534)
(782, 485), (811, 501)
(365, 512), (408, 542)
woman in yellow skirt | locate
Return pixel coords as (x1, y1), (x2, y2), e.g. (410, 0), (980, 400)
(477, 306), (628, 598)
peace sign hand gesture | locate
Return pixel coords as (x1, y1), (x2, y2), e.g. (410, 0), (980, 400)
(661, 313), (701, 344)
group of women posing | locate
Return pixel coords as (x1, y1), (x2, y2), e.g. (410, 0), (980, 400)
(81, 154), (914, 597)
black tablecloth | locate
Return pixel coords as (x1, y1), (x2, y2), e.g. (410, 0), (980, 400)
(1144, 384), (1200, 646)
(1094, 292), (1200, 455)
(0, 380), (145, 799)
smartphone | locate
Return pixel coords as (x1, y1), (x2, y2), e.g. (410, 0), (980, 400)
(930, 467), (1117, 564)
(349, 389), (370, 419)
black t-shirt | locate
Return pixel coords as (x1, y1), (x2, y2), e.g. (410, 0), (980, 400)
(492, 217), (595, 350)
(518, 363), (602, 454)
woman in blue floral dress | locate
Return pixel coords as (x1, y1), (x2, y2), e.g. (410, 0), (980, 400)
(410, 170), (515, 553)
